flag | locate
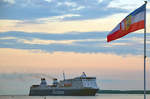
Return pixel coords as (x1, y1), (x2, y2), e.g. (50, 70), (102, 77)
(107, 3), (146, 42)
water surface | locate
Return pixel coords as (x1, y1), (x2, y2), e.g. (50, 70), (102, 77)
(1, 94), (150, 99)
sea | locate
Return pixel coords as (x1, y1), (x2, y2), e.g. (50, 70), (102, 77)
(0, 94), (150, 99)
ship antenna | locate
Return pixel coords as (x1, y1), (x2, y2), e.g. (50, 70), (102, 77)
(63, 71), (66, 80)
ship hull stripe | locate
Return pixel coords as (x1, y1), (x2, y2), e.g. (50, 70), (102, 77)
(29, 88), (99, 96)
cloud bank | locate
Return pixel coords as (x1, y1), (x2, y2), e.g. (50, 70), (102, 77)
(0, 0), (128, 20)
(0, 31), (150, 56)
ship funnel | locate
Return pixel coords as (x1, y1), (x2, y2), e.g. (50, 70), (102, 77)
(53, 78), (58, 86)
(40, 78), (47, 86)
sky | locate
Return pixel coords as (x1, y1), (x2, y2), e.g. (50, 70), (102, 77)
(0, 0), (150, 95)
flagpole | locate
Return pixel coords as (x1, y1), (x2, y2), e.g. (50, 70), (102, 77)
(144, 1), (147, 99)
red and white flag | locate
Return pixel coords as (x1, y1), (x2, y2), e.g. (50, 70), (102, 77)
(107, 4), (146, 42)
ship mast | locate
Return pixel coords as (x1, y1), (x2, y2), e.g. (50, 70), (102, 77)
(63, 71), (66, 80)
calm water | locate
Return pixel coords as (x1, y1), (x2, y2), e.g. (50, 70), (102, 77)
(0, 94), (150, 99)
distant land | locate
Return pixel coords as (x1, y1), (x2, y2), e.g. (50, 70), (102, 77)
(98, 90), (150, 94)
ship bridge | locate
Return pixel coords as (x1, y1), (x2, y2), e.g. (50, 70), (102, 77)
(75, 72), (98, 89)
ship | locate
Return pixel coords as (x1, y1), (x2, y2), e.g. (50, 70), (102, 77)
(29, 72), (99, 96)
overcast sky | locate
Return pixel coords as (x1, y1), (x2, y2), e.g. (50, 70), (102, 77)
(0, 0), (150, 95)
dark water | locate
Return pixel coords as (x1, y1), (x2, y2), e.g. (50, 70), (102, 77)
(0, 94), (150, 99)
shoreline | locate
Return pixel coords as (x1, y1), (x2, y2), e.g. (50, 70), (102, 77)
(98, 90), (150, 94)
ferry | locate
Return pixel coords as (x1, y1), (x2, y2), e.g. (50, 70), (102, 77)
(29, 72), (99, 96)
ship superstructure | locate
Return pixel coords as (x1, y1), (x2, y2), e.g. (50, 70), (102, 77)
(29, 72), (99, 96)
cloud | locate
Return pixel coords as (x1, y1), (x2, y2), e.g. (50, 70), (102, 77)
(1, 0), (15, 4)
(108, 0), (146, 10)
(18, 39), (76, 45)
(0, 0), (128, 20)
(63, 2), (77, 7)
(0, 13), (128, 33)
(0, 31), (106, 40)
(44, 0), (52, 3)
(0, 36), (17, 40)
(0, 31), (150, 56)
(72, 6), (85, 11)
